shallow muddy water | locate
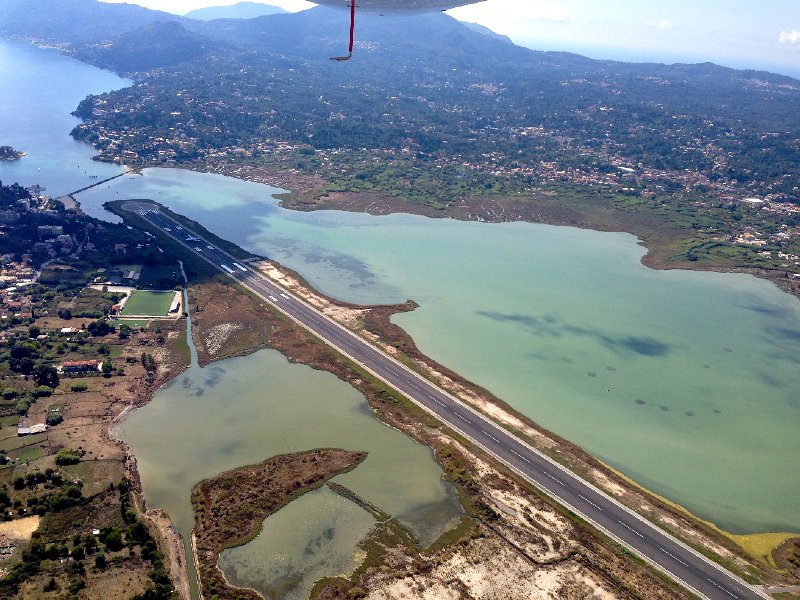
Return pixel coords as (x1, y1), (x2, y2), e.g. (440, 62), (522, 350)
(119, 315), (462, 599)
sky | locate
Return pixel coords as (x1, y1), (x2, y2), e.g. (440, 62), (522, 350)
(101, 0), (800, 77)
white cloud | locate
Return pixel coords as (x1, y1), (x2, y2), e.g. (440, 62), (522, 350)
(646, 20), (673, 29)
(273, 0), (314, 11)
(778, 30), (800, 44)
(448, 0), (572, 28)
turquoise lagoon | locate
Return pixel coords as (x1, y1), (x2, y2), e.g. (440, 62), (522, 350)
(119, 314), (462, 600)
(5, 38), (798, 539)
(81, 168), (800, 535)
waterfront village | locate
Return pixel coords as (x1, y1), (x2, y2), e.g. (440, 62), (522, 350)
(86, 120), (800, 275)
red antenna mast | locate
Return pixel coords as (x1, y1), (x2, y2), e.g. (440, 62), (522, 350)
(331, 0), (357, 61)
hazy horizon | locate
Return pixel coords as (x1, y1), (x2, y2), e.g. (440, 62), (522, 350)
(98, 0), (800, 79)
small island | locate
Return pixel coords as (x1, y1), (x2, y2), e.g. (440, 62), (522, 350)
(191, 449), (367, 600)
(0, 145), (25, 160)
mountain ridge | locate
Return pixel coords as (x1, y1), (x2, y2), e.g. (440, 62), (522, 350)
(3, 0), (799, 203)
(184, 2), (287, 21)
(0, 0), (796, 86)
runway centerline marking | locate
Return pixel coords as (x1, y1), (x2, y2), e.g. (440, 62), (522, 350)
(707, 578), (738, 598)
(578, 494), (603, 511)
(660, 547), (689, 567)
(510, 449), (531, 463)
(618, 520), (645, 539)
(482, 430), (501, 443)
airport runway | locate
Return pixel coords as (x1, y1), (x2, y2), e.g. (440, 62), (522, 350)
(128, 202), (768, 600)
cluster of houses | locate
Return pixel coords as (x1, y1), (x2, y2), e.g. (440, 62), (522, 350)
(0, 257), (35, 321)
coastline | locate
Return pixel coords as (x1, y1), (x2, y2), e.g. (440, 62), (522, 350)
(247, 256), (799, 580)
(105, 192), (799, 596)
(107, 323), (194, 600)
(171, 276), (688, 599)
(3, 31), (790, 594)
(190, 160), (800, 301)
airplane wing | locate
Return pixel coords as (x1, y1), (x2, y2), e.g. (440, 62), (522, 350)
(318, 0), (486, 60)
(313, 0), (485, 12)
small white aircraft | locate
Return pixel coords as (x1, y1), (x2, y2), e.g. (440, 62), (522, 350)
(314, 0), (485, 60)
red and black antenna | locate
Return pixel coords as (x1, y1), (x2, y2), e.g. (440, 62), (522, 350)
(331, 0), (357, 61)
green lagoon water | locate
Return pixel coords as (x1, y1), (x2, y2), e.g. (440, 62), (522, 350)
(119, 315), (462, 599)
(7, 39), (799, 541)
(218, 488), (376, 600)
(81, 168), (800, 535)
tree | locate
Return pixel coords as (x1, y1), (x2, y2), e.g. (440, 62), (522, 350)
(33, 364), (59, 388)
(103, 531), (122, 552)
(15, 357), (35, 375)
(15, 399), (31, 416)
(55, 449), (81, 466)
(10, 343), (33, 360)
(101, 360), (113, 377)
(70, 381), (88, 393)
(87, 320), (113, 337)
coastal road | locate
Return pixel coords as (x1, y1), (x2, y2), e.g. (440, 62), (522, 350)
(128, 202), (768, 600)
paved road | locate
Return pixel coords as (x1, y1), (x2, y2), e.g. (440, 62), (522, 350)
(129, 202), (768, 600)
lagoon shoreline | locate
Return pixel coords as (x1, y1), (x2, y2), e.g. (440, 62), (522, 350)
(176, 159), (800, 302)
(108, 196), (799, 596)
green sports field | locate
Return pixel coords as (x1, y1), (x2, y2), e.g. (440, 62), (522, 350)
(120, 290), (176, 317)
